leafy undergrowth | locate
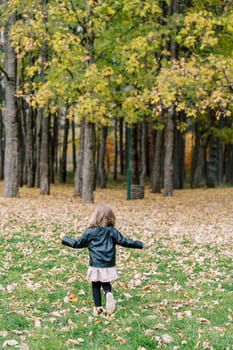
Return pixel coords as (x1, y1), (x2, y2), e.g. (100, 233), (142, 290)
(0, 184), (233, 349)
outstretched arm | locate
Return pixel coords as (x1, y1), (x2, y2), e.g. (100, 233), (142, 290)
(61, 236), (76, 248)
(61, 231), (89, 249)
(112, 228), (143, 249)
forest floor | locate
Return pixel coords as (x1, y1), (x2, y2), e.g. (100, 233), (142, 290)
(0, 184), (233, 349)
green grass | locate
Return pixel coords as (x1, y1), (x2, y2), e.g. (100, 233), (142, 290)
(1, 223), (233, 350)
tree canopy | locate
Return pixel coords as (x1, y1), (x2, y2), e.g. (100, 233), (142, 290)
(1, 0), (232, 124)
(0, 0), (233, 199)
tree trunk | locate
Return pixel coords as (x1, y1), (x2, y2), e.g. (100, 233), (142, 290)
(214, 115), (226, 186)
(216, 138), (224, 185)
(97, 125), (108, 188)
(74, 120), (85, 197)
(119, 118), (124, 175)
(191, 123), (205, 188)
(163, 105), (174, 196)
(206, 135), (217, 188)
(24, 54), (36, 187)
(18, 98), (26, 187)
(50, 113), (59, 184)
(113, 118), (118, 181)
(225, 144), (233, 185)
(140, 120), (147, 186)
(3, 13), (20, 197)
(146, 122), (152, 177)
(163, 0), (178, 196)
(80, 1), (96, 202)
(40, 111), (50, 195)
(26, 106), (35, 187)
(131, 124), (140, 184)
(35, 109), (42, 187)
(0, 81), (4, 180)
(71, 116), (76, 173)
(82, 121), (96, 203)
(60, 115), (69, 183)
(173, 126), (185, 189)
(151, 129), (163, 193)
(39, 0), (50, 195)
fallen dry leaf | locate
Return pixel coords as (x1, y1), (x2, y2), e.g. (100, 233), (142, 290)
(68, 319), (77, 330)
(33, 318), (42, 329)
(112, 333), (127, 344)
(0, 331), (8, 338)
(123, 292), (132, 299)
(2, 340), (19, 347)
(154, 323), (166, 330)
(64, 292), (78, 303)
(66, 338), (85, 345)
(197, 318), (210, 324)
(161, 334), (174, 344)
(6, 283), (18, 293)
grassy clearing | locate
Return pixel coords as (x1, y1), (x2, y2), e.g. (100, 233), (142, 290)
(0, 185), (233, 349)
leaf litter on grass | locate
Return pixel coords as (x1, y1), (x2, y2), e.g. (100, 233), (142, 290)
(0, 185), (233, 349)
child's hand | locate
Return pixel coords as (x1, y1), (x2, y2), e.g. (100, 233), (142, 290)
(60, 233), (65, 240)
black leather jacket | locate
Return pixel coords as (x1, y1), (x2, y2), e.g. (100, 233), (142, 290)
(62, 226), (143, 268)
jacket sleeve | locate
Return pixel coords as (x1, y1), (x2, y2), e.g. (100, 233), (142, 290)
(62, 236), (76, 248)
(112, 228), (143, 249)
(61, 231), (89, 249)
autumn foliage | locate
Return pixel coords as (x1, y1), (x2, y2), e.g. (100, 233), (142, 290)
(1, 0), (233, 200)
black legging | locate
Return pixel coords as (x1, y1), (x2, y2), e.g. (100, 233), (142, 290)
(92, 281), (112, 307)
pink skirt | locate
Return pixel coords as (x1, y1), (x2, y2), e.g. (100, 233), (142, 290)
(86, 266), (119, 282)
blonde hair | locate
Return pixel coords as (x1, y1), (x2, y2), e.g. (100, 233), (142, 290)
(89, 204), (115, 227)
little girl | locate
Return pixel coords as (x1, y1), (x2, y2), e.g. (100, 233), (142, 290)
(61, 204), (144, 316)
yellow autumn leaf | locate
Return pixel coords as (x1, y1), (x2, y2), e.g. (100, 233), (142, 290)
(64, 292), (78, 303)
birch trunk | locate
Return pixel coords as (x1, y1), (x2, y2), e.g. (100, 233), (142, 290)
(3, 12), (20, 197)
(39, 0), (50, 194)
(82, 121), (96, 203)
(0, 82), (5, 180)
(74, 120), (85, 197)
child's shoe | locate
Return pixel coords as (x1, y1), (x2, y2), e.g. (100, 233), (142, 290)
(106, 292), (115, 314)
(93, 306), (104, 316)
